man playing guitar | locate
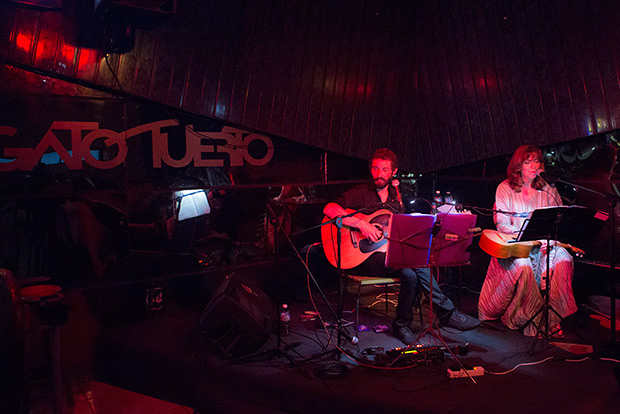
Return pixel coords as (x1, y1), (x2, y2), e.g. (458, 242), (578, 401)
(322, 148), (479, 345)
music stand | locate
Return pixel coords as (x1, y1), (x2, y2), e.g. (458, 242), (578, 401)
(429, 212), (478, 267)
(385, 213), (479, 382)
(384, 213), (435, 269)
(516, 206), (608, 347)
(516, 205), (608, 247)
(385, 212), (478, 268)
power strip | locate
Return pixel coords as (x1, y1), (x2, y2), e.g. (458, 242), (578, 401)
(447, 366), (485, 378)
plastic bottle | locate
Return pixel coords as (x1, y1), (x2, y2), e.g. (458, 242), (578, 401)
(280, 304), (291, 336)
(444, 191), (454, 205)
(432, 190), (443, 212)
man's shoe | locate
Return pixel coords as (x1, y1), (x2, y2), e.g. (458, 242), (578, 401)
(443, 310), (480, 331)
(393, 325), (417, 345)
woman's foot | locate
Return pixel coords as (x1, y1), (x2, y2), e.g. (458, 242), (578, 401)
(531, 325), (564, 339)
(524, 323), (564, 338)
(549, 324), (565, 338)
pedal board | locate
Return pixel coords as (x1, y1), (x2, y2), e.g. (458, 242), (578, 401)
(386, 345), (444, 365)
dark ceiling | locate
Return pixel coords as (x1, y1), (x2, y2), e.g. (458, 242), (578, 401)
(2, 0), (620, 172)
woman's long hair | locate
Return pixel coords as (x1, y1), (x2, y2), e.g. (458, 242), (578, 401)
(507, 145), (545, 192)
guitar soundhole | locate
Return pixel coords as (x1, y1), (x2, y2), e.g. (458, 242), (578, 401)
(358, 214), (390, 253)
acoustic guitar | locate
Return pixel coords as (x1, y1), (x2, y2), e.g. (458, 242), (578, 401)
(321, 209), (393, 269)
(479, 229), (585, 259)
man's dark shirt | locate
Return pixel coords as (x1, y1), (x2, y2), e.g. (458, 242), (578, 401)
(334, 181), (403, 215)
(333, 179), (455, 323)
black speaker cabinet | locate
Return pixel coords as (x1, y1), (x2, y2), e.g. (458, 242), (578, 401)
(199, 272), (274, 359)
(101, 0), (176, 14)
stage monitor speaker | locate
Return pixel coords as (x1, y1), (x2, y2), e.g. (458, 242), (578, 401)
(95, 0), (176, 31)
(198, 272), (274, 359)
(98, 0), (176, 14)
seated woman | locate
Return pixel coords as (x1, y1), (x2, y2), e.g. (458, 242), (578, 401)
(478, 144), (577, 337)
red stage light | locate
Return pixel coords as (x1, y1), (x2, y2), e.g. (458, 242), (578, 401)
(15, 33), (32, 52)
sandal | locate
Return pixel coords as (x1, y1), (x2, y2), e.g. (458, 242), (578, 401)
(550, 328), (565, 339)
(534, 325), (564, 339)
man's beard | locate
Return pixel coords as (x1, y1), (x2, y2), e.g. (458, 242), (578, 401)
(374, 178), (388, 189)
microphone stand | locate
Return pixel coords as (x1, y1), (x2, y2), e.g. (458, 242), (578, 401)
(229, 202), (304, 369)
(231, 204), (361, 366)
(272, 206), (364, 362)
(294, 202), (402, 361)
(524, 214), (564, 353)
(553, 178), (619, 354)
(320, 204), (398, 348)
(487, 204), (578, 347)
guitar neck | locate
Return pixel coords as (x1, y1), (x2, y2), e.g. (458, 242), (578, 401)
(480, 229), (585, 258)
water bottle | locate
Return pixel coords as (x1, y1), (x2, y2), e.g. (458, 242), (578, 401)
(432, 190), (443, 212)
(280, 304), (291, 336)
(444, 191), (454, 205)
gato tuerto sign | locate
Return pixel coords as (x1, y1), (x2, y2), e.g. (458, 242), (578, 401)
(0, 120), (274, 171)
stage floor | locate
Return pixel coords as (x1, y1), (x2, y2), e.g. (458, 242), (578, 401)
(91, 279), (620, 414)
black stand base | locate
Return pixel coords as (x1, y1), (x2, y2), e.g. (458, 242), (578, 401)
(396, 269), (477, 383)
(597, 339), (620, 359)
(299, 319), (357, 364)
(229, 341), (303, 367)
(299, 347), (342, 364)
(525, 304), (565, 354)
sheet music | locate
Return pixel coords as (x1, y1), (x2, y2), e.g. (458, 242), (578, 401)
(385, 212), (477, 269)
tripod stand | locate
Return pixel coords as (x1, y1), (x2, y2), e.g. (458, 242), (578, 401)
(516, 206), (602, 351)
(262, 202), (361, 363)
(523, 235), (565, 353)
(299, 209), (378, 362)
(552, 178), (619, 355)
(228, 202), (303, 367)
(385, 212), (479, 382)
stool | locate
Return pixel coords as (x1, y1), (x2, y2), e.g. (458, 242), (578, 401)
(345, 274), (427, 335)
(345, 275), (400, 334)
(0, 269), (69, 414)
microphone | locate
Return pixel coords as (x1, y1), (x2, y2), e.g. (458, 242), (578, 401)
(536, 170), (556, 185)
(432, 218), (442, 236)
(330, 323), (358, 345)
(340, 326), (359, 345)
(392, 178), (403, 209)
